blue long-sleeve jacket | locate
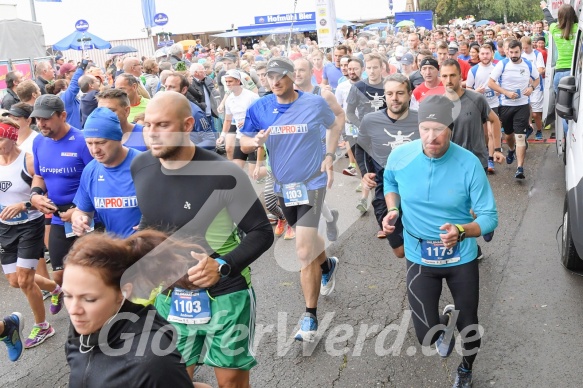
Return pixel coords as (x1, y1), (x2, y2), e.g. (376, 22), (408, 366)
(384, 140), (498, 267)
(60, 67), (83, 129)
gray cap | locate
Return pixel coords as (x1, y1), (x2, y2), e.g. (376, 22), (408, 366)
(220, 52), (238, 62)
(30, 94), (65, 119)
(400, 53), (414, 66)
(266, 56), (294, 75)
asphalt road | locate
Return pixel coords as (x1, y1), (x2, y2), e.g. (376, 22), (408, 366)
(1, 140), (583, 388)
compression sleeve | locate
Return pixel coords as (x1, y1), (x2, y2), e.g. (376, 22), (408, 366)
(542, 7), (557, 25)
(221, 169), (274, 274)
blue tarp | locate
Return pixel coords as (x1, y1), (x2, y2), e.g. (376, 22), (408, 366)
(52, 30), (111, 51)
(214, 18), (359, 38)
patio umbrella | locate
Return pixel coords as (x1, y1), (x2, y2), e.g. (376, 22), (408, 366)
(364, 22), (388, 31)
(178, 40), (198, 49)
(475, 20), (490, 27)
(154, 47), (169, 58)
(395, 20), (415, 28)
(52, 30), (111, 51)
(107, 45), (138, 55)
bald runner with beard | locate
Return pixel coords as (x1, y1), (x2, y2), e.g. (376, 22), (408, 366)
(130, 92), (273, 385)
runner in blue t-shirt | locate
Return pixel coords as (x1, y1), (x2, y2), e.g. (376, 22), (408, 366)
(29, 95), (93, 288)
(97, 88), (149, 152)
(240, 57), (343, 343)
(322, 45), (349, 90)
(71, 108), (142, 238)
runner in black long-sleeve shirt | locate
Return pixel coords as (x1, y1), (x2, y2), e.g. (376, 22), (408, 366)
(130, 91), (273, 386)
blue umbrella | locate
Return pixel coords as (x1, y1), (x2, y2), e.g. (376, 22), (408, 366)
(364, 22), (388, 31)
(107, 45), (138, 55)
(52, 31), (111, 51)
(475, 20), (490, 27)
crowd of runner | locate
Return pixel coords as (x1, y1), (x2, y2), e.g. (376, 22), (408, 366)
(0, 2), (577, 387)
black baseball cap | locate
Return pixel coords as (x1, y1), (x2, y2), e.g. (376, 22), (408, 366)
(30, 95), (65, 119)
(266, 57), (294, 75)
(2, 104), (32, 118)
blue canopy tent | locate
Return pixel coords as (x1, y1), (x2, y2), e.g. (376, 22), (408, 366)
(52, 31), (111, 51)
(213, 18), (359, 38)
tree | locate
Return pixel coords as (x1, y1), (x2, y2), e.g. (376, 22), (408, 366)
(420, 0), (544, 25)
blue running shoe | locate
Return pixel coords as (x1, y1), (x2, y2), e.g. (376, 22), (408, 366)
(483, 230), (494, 242)
(487, 159), (495, 174)
(435, 305), (456, 358)
(535, 131), (543, 141)
(294, 313), (318, 342)
(515, 167), (525, 179)
(453, 367), (473, 388)
(526, 126), (534, 139)
(506, 150), (515, 164)
(320, 257), (339, 296)
(1, 313), (24, 362)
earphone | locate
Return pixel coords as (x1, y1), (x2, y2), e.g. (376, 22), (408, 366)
(122, 290), (127, 299)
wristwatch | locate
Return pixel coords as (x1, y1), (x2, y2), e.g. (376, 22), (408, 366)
(325, 152), (336, 161)
(24, 201), (32, 210)
(454, 224), (466, 242)
(215, 258), (231, 278)
(494, 147), (503, 153)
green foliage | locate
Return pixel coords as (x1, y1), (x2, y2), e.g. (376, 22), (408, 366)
(420, 0), (545, 25)
(175, 61), (187, 71)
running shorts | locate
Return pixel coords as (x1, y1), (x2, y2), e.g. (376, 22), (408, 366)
(0, 215), (45, 273)
(499, 104), (530, 135)
(154, 288), (257, 370)
(278, 187), (326, 228)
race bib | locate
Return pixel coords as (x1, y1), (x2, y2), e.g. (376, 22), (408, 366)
(167, 288), (211, 325)
(505, 89), (522, 99)
(0, 204), (28, 224)
(345, 123), (359, 137)
(64, 220), (94, 239)
(420, 240), (461, 265)
(282, 182), (309, 207)
(485, 89), (495, 98)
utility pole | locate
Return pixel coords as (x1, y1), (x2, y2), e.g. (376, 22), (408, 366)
(29, 0), (37, 21)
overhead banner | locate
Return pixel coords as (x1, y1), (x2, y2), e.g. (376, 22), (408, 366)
(550, 0), (564, 18)
(254, 12), (315, 25)
(315, 0), (337, 48)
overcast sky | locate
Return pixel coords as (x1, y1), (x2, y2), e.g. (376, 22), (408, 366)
(11, 0), (406, 44)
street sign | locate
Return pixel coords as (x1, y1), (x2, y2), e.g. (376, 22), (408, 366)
(75, 19), (89, 32)
(154, 13), (169, 26)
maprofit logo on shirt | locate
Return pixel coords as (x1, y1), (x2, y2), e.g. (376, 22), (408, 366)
(61, 152), (78, 157)
(94, 196), (138, 209)
(269, 124), (308, 135)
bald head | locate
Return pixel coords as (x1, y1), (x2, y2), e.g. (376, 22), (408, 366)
(123, 57), (142, 77)
(148, 91), (192, 122)
(145, 91), (194, 160)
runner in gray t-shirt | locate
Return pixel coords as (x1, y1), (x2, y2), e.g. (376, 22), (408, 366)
(440, 59), (504, 170)
(357, 74), (419, 259)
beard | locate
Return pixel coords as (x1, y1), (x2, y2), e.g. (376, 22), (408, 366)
(510, 56), (521, 63)
(388, 102), (408, 115)
(151, 144), (182, 160)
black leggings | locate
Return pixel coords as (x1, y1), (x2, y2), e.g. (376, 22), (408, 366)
(406, 259), (481, 370)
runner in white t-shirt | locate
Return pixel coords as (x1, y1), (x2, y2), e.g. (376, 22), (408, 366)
(520, 36), (546, 140)
(218, 69), (260, 174)
(466, 44), (502, 173)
